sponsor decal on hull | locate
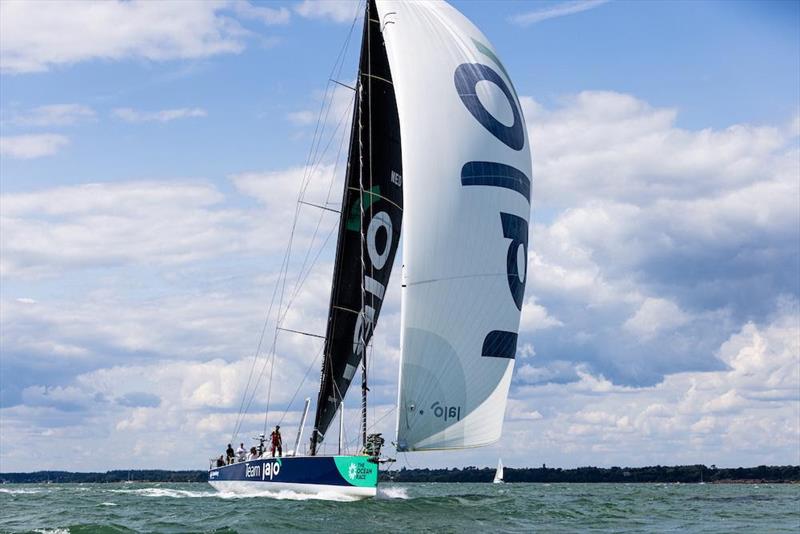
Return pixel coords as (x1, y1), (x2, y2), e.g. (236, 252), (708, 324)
(208, 456), (377, 490)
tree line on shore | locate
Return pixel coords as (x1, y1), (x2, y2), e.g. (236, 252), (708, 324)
(381, 464), (800, 483)
(1, 465), (797, 484)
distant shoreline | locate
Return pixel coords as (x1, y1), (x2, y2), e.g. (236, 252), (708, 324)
(1, 465), (797, 484)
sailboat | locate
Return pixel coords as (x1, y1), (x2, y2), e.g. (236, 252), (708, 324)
(493, 459), (505, 484)
(208, 0), (531, 500)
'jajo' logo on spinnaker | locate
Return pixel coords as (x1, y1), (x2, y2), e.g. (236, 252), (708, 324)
(430, 402), (461, 422)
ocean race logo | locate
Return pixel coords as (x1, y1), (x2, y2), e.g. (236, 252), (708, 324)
(347, 462), (372, 482)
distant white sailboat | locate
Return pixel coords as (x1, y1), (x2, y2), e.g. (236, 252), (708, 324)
(493, 459), (504, 484)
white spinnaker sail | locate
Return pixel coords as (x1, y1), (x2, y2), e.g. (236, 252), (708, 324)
(376, 1), (532, 451)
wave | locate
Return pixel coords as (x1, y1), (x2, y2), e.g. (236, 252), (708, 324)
(109, 488), (213, 498)
(377, 486), (409, 499)
(0, 487), (43, 494)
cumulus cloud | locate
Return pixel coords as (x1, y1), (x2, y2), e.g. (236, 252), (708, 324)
(0, 168), (347, 279)
(500, 301), (800, 467)
(624, 297), (690, 339)
(0, 0), (286, 74)
(0, 181), (244, 277)
(112, 107), (208, 123)
(0, 134), (69, 159)
(1, 90), (797, 471)
(231, 1), (290, 26)
(524, 90), (799, 385)
(519, 296), (563, 332)
(294, 0), (359, 24)
(5, 104), (96, 127)
(510, 0), (608, 27)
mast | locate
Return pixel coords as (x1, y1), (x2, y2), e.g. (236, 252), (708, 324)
(309, 0), (402, 455)
(360, 0), (373, 453)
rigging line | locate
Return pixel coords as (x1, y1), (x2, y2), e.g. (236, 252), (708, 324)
(283, 99), (353, 317)
(276, 327), (325, 339)
(279, 217), (338, 328)
(296, 2), (368, 454)
(345, 404), (396, 450)
(301, 94), (354, 209)
(290, 87), (354, 449)
(231, 33), (354, 441)
(252, 101), (343, 436)
(276, 344), (324, 427)
(329, 78), (356, 92)
(236, 187), (302, 438)
(262, 204), (298, 434)
(230, 244), (291, 442)
(230, 244), (293, 441)
(239, 0), (363, 449)
(300, 5), (359, 187)
(262, 152), (340, 435)
(303, 3), (362, 187)
(285, 95), (353, 301)
(230, 290), (274, 440)
(298, 200), (340, 214)
(367, 405), (395, 436)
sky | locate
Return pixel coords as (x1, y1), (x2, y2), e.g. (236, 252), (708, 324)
(0, 0), (798, 473)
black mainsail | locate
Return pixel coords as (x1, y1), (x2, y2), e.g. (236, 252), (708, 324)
(310, 0), (402, 455)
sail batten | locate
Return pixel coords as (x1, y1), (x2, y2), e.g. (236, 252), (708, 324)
(376, 0), (532, 452)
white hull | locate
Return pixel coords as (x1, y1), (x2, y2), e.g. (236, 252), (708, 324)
(209, 480), (377, 500)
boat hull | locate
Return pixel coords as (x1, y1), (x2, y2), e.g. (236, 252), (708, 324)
(208, 455), (377, 499)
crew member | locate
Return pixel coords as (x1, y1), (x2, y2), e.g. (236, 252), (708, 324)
(226, 443), (235, 465)
(236, 442), (246, 462)
(270, 425), (283, 457)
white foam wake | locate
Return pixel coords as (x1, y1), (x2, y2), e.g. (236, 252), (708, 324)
(110, 488), (213, 498)
(217, 488), (362, 502)
(377, 486), (409, 499)
(0, 487), (43, 494)
(111, 487), (361, 502)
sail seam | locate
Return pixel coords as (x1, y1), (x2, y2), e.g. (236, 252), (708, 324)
(361, 73), (393, 85)
(332, 305), (361, 315)
(346, 186), (403, 210)
(405, 272), (508, 287)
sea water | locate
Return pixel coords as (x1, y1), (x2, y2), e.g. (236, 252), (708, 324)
(1, 482), (798, 533)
